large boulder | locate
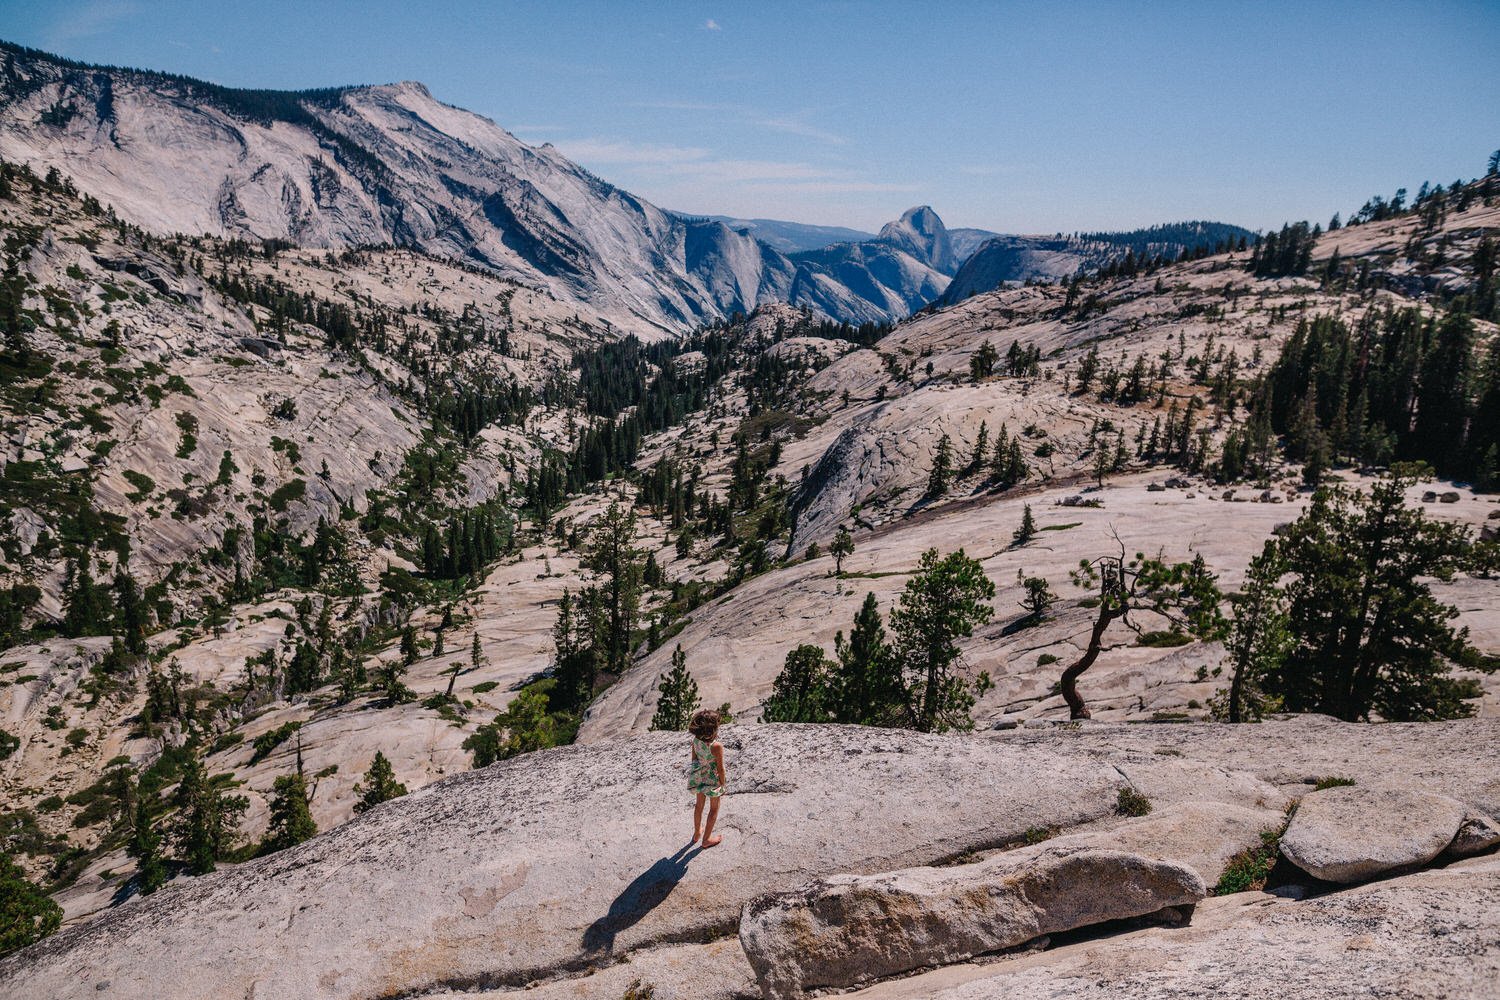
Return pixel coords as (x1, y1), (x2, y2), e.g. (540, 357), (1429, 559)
(738, 846), (1205, 999)
(1280, 785), (1467, 883)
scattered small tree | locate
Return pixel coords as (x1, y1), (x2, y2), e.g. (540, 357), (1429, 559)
(1013, 504), (1037, 546)
(891, 548), (996, 732)
(353, 751), (408, 813)
(126, 781), (165, 896)
(1020, 575), (1056, 622)
(0, 854), (61, 957)
(1059, 540), (1225, 719)
(649, 645), (700, 731)
(830, 525), (854, 575)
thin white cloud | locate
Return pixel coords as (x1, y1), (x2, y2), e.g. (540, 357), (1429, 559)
(959, 165), (1004, 177)
(558, 138), (713, 165)
(757, 117), (847, 146)
(703, 19), (722, 31)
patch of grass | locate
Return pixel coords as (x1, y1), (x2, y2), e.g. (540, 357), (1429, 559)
(1136, 630), (1192, 648)
(1116, 786), (1153, 817)
(1313, 776), (1356, 790)
(1214, 828), (1282, 895)
(1037, 652), (1060, 666)
(1039, 522), (1081, 532)
(1022, 826), (1054, 845)
(471, 681), (499, 694)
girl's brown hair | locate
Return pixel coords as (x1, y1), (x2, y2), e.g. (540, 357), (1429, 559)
(688, 708), (720, 741)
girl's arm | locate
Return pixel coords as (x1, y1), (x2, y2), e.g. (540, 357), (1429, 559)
(712, 742), (727, 790)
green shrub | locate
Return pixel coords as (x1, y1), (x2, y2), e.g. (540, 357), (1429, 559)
(249, 721), (302, 764)
(174, 412), (198, 459)
(1116, 786), (1152, 817)
(1136, 630), (1192, 648)
(268, 478), (307, 512)
(1214, 828), (1282, 894)
(1037, 653), (1059, 666)
(123, 469), (155, 501)
(471, 681), (499, 694)
(1314, 776), (1356, 790)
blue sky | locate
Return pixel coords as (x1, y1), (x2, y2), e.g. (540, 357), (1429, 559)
(6, 1), (1499, 233)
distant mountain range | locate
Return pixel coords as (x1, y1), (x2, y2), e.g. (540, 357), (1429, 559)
(0, 40), (1251, 333)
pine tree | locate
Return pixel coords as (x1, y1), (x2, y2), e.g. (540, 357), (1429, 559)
(1216, 540), (1292, 723)
(585, 501), (644, 676)
(61, 549), (108, 638)
(1267, 472), (1476, 721)
(113, 568), (148, 654)
(761, 644), (836, 723)
(1013, 504), (1037, 546)
(172, 752), (247, 875)
(1020, 576), (1055, 621)
(262, 771), (316, 854)
(926, 434), (953, 499)
(830, 525), (854, 575)
(0, 854), (61, 957)
(832, 592), (905, 726)
(352, 751), (408, 814)
(890, 548), (996, 732)
(126, 783), (165, 896)
(649, 645), (700, 731)
(965, 421), (989, 474)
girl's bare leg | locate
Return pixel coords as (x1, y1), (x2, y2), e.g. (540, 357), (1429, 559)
(701, 797), (722, 847)
(692, 793), (705, 843)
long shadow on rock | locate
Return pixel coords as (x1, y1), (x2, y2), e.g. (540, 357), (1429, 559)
(582, 843), (702, 954)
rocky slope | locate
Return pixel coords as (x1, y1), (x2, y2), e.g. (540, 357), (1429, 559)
(1, 718), (1496, 1000)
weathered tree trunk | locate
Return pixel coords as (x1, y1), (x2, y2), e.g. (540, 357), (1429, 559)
(1060, 605), (1117, 719)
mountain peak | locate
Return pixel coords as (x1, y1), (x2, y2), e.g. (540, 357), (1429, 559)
(878, 205), (956, 275)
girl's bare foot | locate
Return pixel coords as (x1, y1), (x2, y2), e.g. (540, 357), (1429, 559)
(701, 834), (722, 848)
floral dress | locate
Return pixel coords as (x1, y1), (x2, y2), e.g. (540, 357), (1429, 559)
(687, 736), (721, 797)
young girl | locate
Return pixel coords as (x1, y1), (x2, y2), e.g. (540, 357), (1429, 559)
(686, 709), (727, 848)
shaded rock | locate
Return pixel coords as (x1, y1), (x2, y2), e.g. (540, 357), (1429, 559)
(1440, 491), (1461, 503)
(1445, 812), (1500, 859)
(1280, 786), (1466, 883)
(738, 846), (1204, 999)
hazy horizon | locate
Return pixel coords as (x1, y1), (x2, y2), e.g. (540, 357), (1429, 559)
(5, 0), (1498, 235)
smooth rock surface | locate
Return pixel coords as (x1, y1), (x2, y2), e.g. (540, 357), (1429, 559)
(1279, 785), (1467, 884)
(0, 726), (1131, 1000)
(739, 846), (1205, 999)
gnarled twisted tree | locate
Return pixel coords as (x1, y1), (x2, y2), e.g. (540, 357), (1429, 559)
(1059, 535), (1225, 719)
